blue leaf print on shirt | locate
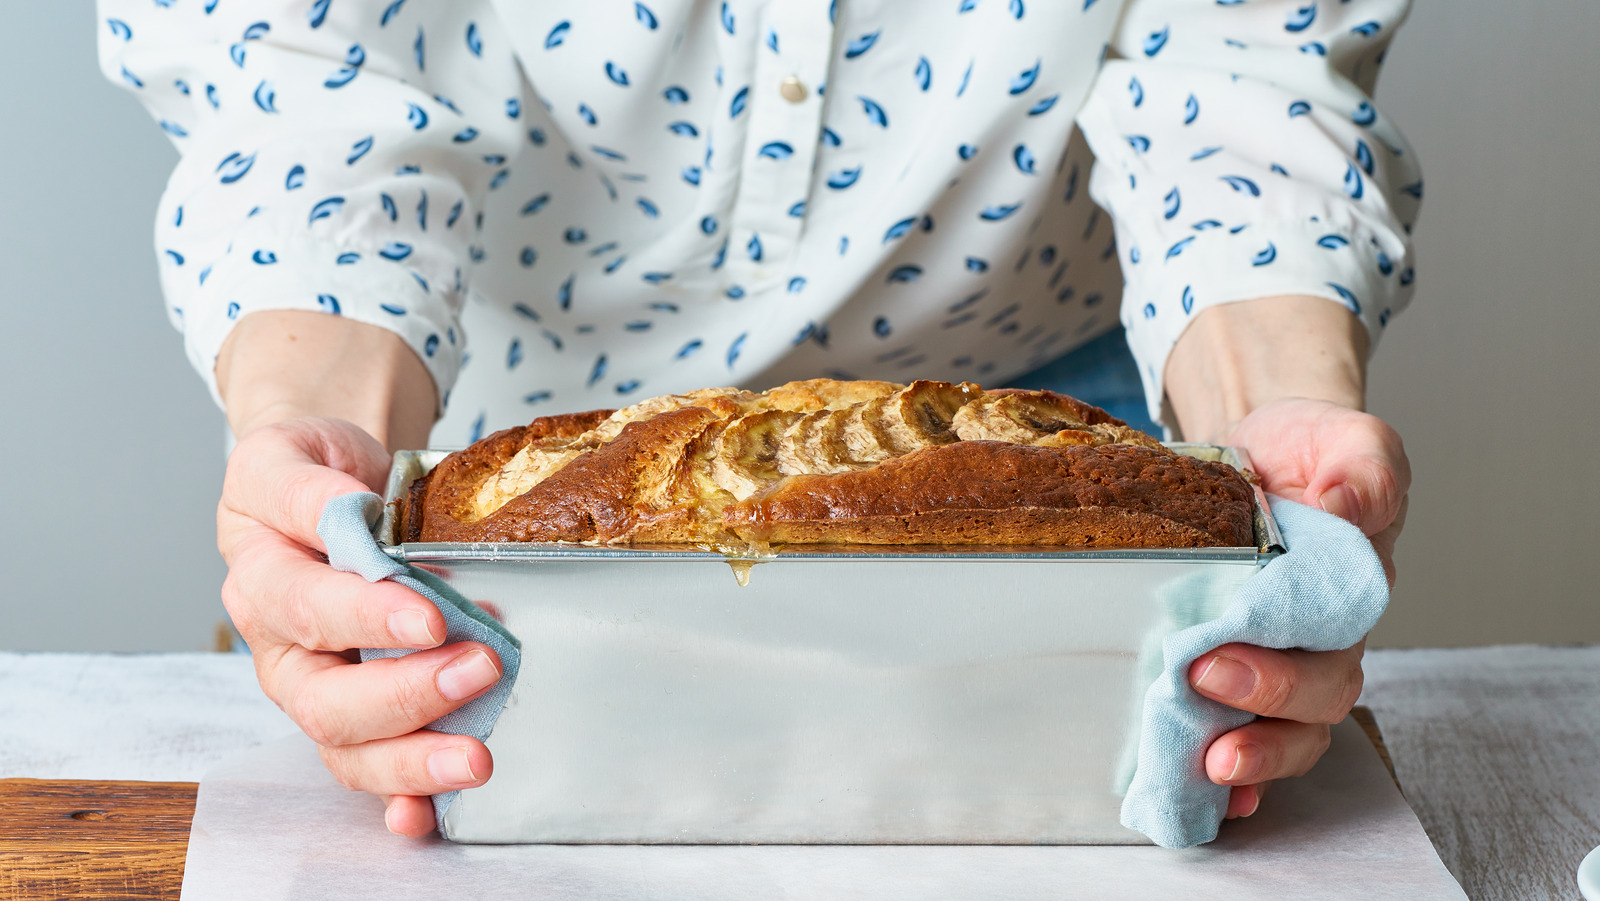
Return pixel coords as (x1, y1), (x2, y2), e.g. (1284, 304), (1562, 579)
(957, 60), (974, 97)
(1317, 234), (1350, 249)
(578, 104), (598, 125)
(227, 302), (241, 320)
(726, 333), (746, 367)
(309, 196), (344, 224)
(712, 240), (728, 268)
(506, 337), (524, 370)
(676, 339), (703, 359)
(325, 65), (360, 89)
(634, 197), (658, 218)
(1009, 60), (1040, 94)
(380, 0), (408, 26)
(1028, 95), (1058, 116)
(346, 137), (374, 164)
(252, 81), (278, 113)
(959, 0), (979, 11)
(216, 152), (256, 184)
(107, 18), (132, 40)
(1181, 285), (1195, 313)
(858, 96), (889, 127)
(465, 22), (483, 56)
(915, 57), (932, 91)
(556, 274), (575, 310)
(414, 27), (425, 69)
(1219, 175), (1260, 196)
(1143, 27), (1169, 56)
(701, 215), (718, 235)
(306, 0), (332, 27)
(1376, 250), (1394, 276)
(1352, 101), (1377, 125)
(845, 31), (880, 59)
(730, 86), (749, 118)
(251, 249), (276, 265)
(1191, 146), (1223, 161)
(822, 127), (842, 147)
(957, 144), (978, 161)
(635, 2), (659, 29)
(765, 28), (780, 53)
(683, 166), (703, 185)
(827, 167), (862, 189)
(379, 303), (407, 316)
(520, 193), (551, 215)
(887, 265), (922, 283)
(873, 317), (892, 338)
(1326, 282), (1360, 313)
(966, 257), (989, 272)
(788, 277), (807, 292)
(788, 200), (806, 216)
(1013, 145), (1036, 174)
(758, 141), (795, 159)
(1351, 20), (1381, 37)
(453, 127), (479, 143)
(317, 293), (341, 313)
(1010, 0), (1025, 18)
(1399, 267), (1415, 286)
(1126, 135), (1151, 153)
(242, 21), (271, 41)
(839, 236), (850, 255)
(1129, 76), (1144, 107)
(720, 2), (735, 34)
(205, 84), (220, 109)
(518, 246), (537, 267)
(606, 62), (630, 86)
(1356, 140), (1375, 175)
(1163, 187), (1180, 219)
(664, 85), (689, 104)
(1402, 181), (1424, 199)
(1252, 243), (1278, 266)
(1184, 94), (1200, 125)
(1343, 162), (1365, 199)
(406, 103), (429, 130)
(747, 234), (763, 260)
(1285, 3), (1317, 32)
(1165, 237), (1194, 261)
(979, 203), (1021, 221)
(1288, 100), (1313, 118)
(545, 21), (570, 49)
(285, 165), (305, 190)
(883, 217), (916, 242)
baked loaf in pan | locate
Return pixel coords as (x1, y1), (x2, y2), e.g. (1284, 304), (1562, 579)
(398, 379), (1256, 549)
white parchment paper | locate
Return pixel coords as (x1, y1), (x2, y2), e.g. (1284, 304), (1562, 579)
(181, 719), (1464, 900)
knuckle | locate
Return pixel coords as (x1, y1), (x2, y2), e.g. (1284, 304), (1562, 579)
(387, 668), (445, 729)
(1254, 666), (1299, 718)
(318, 746), (363, 791)
(1326, 666), (1365, 723)
(1293, 726), (1333, 777)
(291, 682), (345, 747)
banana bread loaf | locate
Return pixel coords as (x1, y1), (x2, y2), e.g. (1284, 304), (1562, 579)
(397, 379), (1255, 549)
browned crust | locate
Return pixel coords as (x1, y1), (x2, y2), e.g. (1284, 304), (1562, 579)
(413, 409), (614, 540)
(419, 407), (720, 543)
(723, 442), (1254, 548)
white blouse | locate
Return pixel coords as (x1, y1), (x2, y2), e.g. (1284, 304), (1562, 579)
(98, 0), (1421, 442)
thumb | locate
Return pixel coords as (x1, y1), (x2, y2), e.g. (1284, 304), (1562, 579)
(1306, 425), (1409, 538)
(223, 418), (392, 551)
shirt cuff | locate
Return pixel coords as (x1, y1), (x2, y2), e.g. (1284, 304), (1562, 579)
(1117, 218), (1413, 427)
(170, 228), (464, 414)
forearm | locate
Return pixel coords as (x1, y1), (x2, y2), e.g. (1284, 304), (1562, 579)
(1162, 296), (1369, 444)
(215, 310), (437, 452)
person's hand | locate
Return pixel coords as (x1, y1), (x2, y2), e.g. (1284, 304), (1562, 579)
(1188, 397), (1409, 818)
(218, 417), (502, 837)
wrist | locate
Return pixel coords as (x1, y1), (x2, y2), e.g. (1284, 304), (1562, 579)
(217, 310), (438, 451)
(1163, 295), (1367, 444)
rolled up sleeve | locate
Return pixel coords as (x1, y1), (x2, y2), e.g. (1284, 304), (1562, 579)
(97, 0), (527, 410)
(1076, 0), (1423, 424)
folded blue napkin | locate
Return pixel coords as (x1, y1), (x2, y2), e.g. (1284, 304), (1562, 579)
(318, 492), (1384, 846)
(317, 492), (522, 825)
(1119, 497), (1389, 848)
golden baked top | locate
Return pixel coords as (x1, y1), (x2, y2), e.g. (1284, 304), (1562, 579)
(400, 379), (1254, 550)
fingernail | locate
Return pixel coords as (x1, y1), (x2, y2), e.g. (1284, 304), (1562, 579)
(1241, 786), (1262, 818)
(438, 649), (500, 701)
(427, 747), (479, 786)
(1318, 484), (1361, 527)
(384, 800), (402, 834)
(1195, 655), (1256, 702)
(1226, 744), (1263, 784)
(388, 610), (438, 648)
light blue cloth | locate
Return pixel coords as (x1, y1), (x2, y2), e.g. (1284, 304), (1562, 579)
(1119, 496), (1389, 848)
(317, 492), (522, 826)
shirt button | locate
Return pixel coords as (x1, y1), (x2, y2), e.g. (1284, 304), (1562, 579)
(779, 76), (807, 103)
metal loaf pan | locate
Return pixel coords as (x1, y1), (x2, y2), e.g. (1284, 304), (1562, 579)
(379, 445), (1283, 845)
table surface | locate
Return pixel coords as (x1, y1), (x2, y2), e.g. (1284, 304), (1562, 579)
(1, 647), (1594, 901)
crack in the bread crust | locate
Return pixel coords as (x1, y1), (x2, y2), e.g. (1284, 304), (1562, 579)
(463, 379), (1164, 525)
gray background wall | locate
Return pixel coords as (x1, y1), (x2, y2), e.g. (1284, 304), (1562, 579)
(1, 1), (1594, 651)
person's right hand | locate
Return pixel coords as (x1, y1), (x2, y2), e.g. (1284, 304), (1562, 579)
(218, 417), (502, 837)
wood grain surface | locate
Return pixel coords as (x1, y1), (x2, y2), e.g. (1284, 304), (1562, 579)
(0, 779), (196, 901)
(0, 711), (1393, 900)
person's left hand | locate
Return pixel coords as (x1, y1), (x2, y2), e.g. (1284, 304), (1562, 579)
(1187, 397), (1409, 818)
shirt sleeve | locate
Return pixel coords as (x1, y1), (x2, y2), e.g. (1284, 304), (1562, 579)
(96, 0), (527, 411)
(1075, 0), (1423, 426)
